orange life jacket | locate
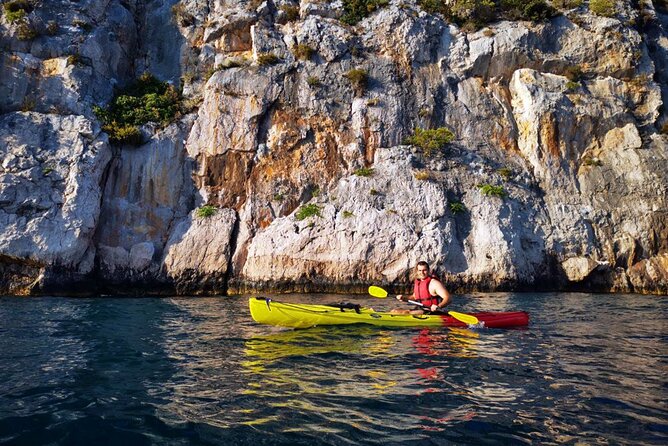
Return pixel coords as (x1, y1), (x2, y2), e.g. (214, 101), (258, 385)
(413, 276), (441, 307)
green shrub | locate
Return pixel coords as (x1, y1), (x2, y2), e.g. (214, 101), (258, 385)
(565, 81), (580, 91)
(369, 188), (379, 195)
(294, 44), (315, 61)
(3, 0), (32, 23)
(181, 71), (196, 85)
(196, 205), (217, 218)
(219, 57), (246, 69)
(204, 65), (221, 82)
(280, 5), (300, 21)
(72, 19), (92, 32)
(414, 170), (431, 181)
(273, 193), (285, 202)
(420, 0), (556, 26)
(204, 66), (218, 81)
(342, 210), (354, 218)
(552, 0), (583, 8)
(94, 73), (180, 145)
(341, 0), (389, 25)
(452, 0), (496, 26)
(46, 21), (58, 35)
(306, 76), (320, 87)
(16, 21), (37, 40)
(366, 98), (380, 106)
(477, 183), (506, 198)
(102, 123), (143, 145)
(257, 53), (280, 65)
(349, 43), (363, 58)
(67, 54), (83, 66)
(20, 97), (35, 112)
(345, 68), (368, 93)
(418, 0), (449, 15)
(564, 65), (583, 81)
(354, 167), (374, 177)
(295, 203), (322, 220)
(582, 156), (602, 166)
(497, 167), (513, 180)
(171, 2), (195, 26)
(589, 0), (616, 16)
(500, 0), (557, 21)
(418, 108), (431, 118)
(404, 127), (455, 157)
(449, 202), (466, 214)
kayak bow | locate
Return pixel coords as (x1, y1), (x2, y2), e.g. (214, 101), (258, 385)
(248, 297), (529, 329)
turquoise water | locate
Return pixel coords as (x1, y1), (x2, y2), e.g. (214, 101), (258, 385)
(0, 293), (665, 445)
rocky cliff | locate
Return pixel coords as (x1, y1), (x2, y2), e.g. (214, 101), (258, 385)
(1, 0), (667, 295)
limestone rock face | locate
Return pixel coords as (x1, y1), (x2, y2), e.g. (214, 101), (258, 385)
(1, 0), (667, 295)
(163, 207), (238, 294)
(0, 0), (137, 114)
(237, 146), (551, 293)
(95, 123), (196, 288)
(0, 112), (111, 294)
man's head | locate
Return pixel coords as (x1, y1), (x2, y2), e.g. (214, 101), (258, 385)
(416, 261), (430, 279)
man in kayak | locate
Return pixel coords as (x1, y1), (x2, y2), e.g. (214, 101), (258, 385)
(391, 261), (451, 314)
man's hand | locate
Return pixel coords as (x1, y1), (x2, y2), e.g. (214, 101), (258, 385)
(430, 304), (440, 312)
(396, 295), (404, 301)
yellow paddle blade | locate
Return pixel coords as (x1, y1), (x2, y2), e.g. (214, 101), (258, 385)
(448, 311), (479, 325)
(368, 286), (388, 298)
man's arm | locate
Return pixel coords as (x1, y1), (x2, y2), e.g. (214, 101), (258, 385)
(396, 293), (413, 302)
(429, 280), (451, 312)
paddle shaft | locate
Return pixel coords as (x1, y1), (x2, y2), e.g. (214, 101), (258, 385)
(407, 299), (442, 312)
(407, 299), (479, 324)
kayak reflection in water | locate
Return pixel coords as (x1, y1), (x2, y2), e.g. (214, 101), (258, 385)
(391, 261), (451, 315)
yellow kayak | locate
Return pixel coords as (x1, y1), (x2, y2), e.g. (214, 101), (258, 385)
(248, 297), (530, 329)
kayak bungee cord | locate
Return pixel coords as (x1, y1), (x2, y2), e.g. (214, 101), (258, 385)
(259, 297), (362, 315)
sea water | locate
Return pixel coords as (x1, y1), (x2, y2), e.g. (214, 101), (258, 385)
(0, 293), (665, 445)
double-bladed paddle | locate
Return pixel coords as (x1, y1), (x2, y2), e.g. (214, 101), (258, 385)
(368, 285), (480, 325)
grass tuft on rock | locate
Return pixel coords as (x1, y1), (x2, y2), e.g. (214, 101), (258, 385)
(16, 21), (37, 40)
(589, 0), (616, 16)
(294, 44), (315, 61)
(582, 156), (603, 167)
(257, 53), (280, 66)
(280, 5), (300, 21)
(306, 76), (320, 87)
(404, 127), (455, 157)
(295, 203), (322, 220)
(477, 183), (506, 198)
(354, 167), (374, 177)
(345, 68), (368, 94)
(497, 167), (513, 180)
(341, 0), (389, 25)
(196, 205), (217, 218)
(449, 202), (466, 214)
(3, 0), (32, 23)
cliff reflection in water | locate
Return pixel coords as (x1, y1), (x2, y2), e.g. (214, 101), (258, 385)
(238, 325), (483, 428)
(152, 298), (255, 429)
